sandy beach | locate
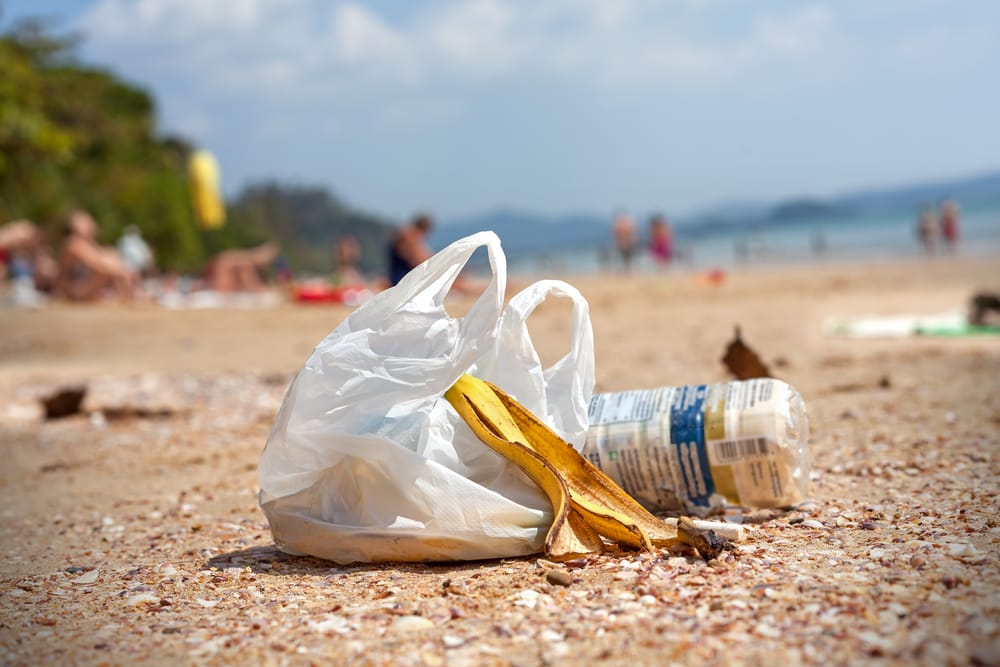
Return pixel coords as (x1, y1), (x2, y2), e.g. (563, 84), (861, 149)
(1, 255), (998, 666)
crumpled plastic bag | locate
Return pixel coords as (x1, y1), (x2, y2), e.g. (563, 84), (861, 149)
(258, 232), (595, 563)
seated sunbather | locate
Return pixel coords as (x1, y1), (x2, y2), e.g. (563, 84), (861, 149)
(206, 242), (280, 293)
(57, 210), (138, 301)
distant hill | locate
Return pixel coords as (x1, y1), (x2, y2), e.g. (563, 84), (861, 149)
(767, 199), (852, 223)
(429, 208), (607, 264)
(838, 171), (1000, 214)
(225, 183), (397, 274)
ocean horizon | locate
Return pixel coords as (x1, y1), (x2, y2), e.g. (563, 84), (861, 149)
(489, 200), (1000, 277)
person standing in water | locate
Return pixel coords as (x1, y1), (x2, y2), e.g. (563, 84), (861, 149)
(917, 204), (938, 255)
(940, 199), (960, 253)
(648, 213), (674, 268)
(612, 210), (638, 273)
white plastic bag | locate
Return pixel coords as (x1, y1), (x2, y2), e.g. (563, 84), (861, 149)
(258, 232), (595, 563)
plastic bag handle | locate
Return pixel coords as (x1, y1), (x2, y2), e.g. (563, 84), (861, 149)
(344, 231), (506, 365)
(501, 279), (595, 427)
(504, 279), (593, 381)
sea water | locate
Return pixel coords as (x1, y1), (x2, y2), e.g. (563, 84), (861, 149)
(500, 201), (1000, 276)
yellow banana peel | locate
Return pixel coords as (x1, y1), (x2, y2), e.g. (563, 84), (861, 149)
(445, 374), (682, 560)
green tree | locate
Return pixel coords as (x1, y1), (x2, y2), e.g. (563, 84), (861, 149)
(0, 17), (399, 276)
(0, 18), (204, 270)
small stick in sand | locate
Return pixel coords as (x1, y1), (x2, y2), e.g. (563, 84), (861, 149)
(666, 517), (746, 543)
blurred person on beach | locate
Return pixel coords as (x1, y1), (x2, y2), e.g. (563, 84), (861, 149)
(57, 210), (139, 301)
(0, 219), (58, 306)
(940, 199), (960, 253)
(0, 220), (41, 258)
(612, 211), (638, 273)
(1, 220), (56, 284)
(206, 242), (280, 293)
(386, 214), (483, 295)
(388, 214), (434, 286)
(333, 236), (365, 286)
(116, 225), (155, 276)
(917, 204), (939, 255)
(648, 213), (674, 268)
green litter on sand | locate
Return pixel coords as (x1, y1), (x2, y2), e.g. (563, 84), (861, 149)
(915, 323), (1000, 337)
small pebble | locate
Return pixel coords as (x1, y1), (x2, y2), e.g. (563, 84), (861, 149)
(390, 615), (434, 633)
(71, 570), (100, 585)
(126, 593), (162, 607)
(158, 564), (179, 578)
(545, 569), (573, 587)
(539, 630), (565, 642)
(947, 542), (981, 561)
(514, 590), (540, 608)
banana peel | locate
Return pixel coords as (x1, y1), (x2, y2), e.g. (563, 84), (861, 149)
(445, 374), (687, 560)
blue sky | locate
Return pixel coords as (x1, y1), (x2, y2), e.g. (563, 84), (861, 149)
(4, 0), (999, 222)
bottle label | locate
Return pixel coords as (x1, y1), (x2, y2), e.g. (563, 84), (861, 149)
(587, 390), (659, 424)
(668, 384), (715, 506)
(709, 436), (771, 464)
(583, 379), (804, 511)
(705, 379), (787, 506)
(585, 386), (720, 509)
(585, 387), (681, 510)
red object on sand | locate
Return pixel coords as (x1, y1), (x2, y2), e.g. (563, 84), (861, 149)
(694, 269), (727, 287)
(292, 283), (370, 305)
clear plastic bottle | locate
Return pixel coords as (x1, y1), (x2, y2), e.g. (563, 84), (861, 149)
(582, 379), (810, 511)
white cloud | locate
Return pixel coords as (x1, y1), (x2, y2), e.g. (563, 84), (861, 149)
(78, 1), (844, 92)
(752, 5), (835, 56)
(425, 0), (519, 74)
(76, 0), (998, 110)
(332, 4), (403, 66)
(886, 24), (997, 73)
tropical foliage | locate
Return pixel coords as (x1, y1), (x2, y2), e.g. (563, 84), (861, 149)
(0, 18), (396, 274)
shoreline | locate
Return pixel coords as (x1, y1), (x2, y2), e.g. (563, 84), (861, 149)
(2, 254), (997, 385)
(507, 244), (1000, 280)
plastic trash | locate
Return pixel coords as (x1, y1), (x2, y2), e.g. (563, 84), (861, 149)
(582, 379), (810, 512)
(257, 232), (596, 564)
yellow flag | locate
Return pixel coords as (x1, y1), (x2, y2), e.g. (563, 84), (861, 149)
(187, 150), (226, 229)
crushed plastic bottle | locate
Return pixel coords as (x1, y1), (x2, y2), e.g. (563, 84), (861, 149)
(582, 379), (809, 512)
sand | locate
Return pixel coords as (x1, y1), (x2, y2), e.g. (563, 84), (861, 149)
(1, 255), (998, 666)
